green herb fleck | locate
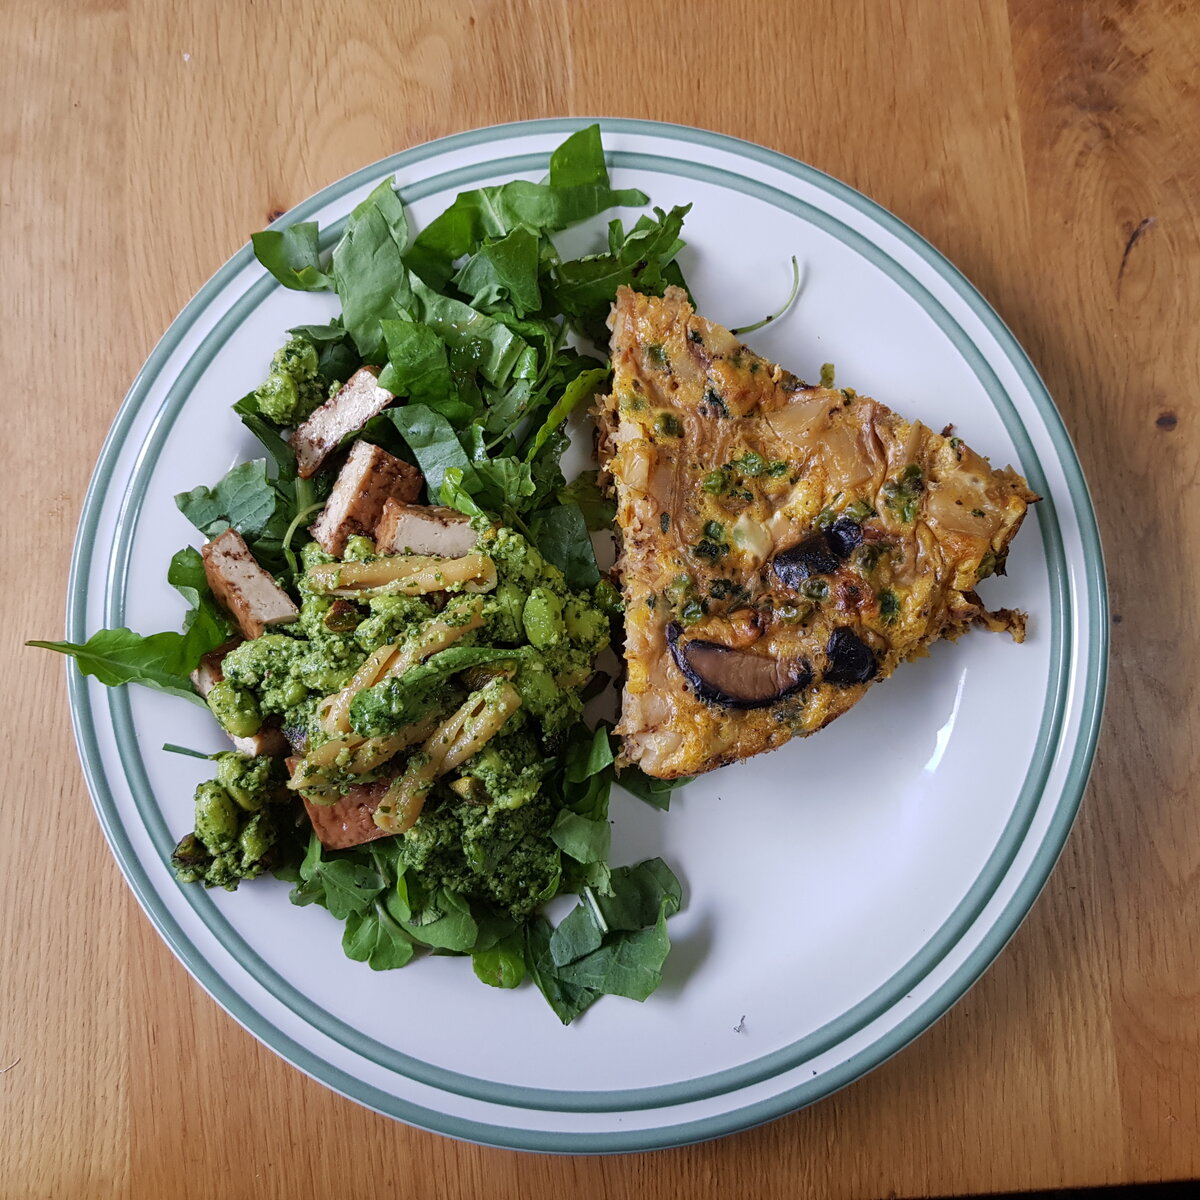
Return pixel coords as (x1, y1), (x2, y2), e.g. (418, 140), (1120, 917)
(819, 362), (836, 388)
(659, 512), (671, 533)
(702, 466), (731, 494)
(732, 451), (766, 476)
(881, 464), (924, 523)
(878, 588), (900, 624)
(654, 412), (683, 438)
(844, 499), (877, 522)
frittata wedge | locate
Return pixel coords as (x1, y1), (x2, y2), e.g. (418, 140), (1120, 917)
(598, 286), (1038, 779)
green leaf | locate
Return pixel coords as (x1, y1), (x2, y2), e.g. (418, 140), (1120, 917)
(29, 544), (233, 701)
(550, 811), (611, 865)
(400, 887), (478, 952)
(558, 470), (615, 531)
(472, 929), (527, 989)
(342, 903), (416, 970)
(288, 321), (362, 386)
(548, 899), (604, 967)
(407, 178), (649, 292)
(565, 724), (615, 784)
(529, 503), (600, 588)
(408, 275), (537, 389)
(616, 766), (690, 811)
(552, 204), (692, 345)
(167, 546), (233, 646)
(524, 917), (600, 1025)
(330, 178), (415, 361)
(377, 319), (454, 406)
(174, 459), (289, 570)
(311, 858), (386, 921)
(384, 403), (473, 494)
(596, 858), (682, 931)
(231, 394), (297, 479)
(453, 227), (542, 317)
(556, 907), (671, 1002)
(438, 467), (486, 518)
(28, 628), (206, 703)
(523, 366), (608, 463)
(251, 222), (334, 292)
(548, 124), (610, 189)
(471, 455), (536, 517)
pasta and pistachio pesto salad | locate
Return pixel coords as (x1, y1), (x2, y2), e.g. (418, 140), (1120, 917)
(34, 126), (692, 1023)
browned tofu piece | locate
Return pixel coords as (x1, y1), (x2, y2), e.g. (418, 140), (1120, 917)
(189, 638), (289, 756)
(374, 499), (478, 557)
(201, 528), (299, 639)
(308, 440), (424, 557)
(190, 639), (241, 699)
(300, 779), (394, 850)
(291, 366), (396, 478)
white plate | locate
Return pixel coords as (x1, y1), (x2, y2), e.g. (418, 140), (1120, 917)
(67, 119), (1107, 1152)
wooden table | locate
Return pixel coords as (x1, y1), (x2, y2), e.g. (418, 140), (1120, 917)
(5, 1), (1198, 1195)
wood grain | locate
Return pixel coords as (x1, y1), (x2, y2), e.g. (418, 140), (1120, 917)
(3, 0), (1198, 1195)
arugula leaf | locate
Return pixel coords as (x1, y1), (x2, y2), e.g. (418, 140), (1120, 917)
(290, 838), (386, 920)
(342, 900), (416, 970)
(558, 470), (615, 531)
(524, 917), (600, 1024)
(28, 628), (208, 703)
(251, 222), (334, 292)
(30, 544), (233, 702)
(552, 204), (692, 344)
(453, 227), (542, 317)
(616, 766), (691, 811)
(523, 366), (608, 463)
(377, 319), (455, 408)
(529, 503), (600, 588)
(310, 858), (386, 921)
(331, 178), (415, 361)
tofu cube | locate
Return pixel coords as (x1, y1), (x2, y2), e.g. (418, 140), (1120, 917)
(201, 528), (298, 639)
(308, 440), (424, 557)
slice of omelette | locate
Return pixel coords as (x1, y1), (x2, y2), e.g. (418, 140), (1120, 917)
(598, 286), (1038, 779)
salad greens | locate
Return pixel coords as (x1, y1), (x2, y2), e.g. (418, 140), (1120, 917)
(33, 125), (692, 1023)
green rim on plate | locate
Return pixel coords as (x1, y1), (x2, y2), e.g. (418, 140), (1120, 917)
(65, 117), (1108, 1153)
